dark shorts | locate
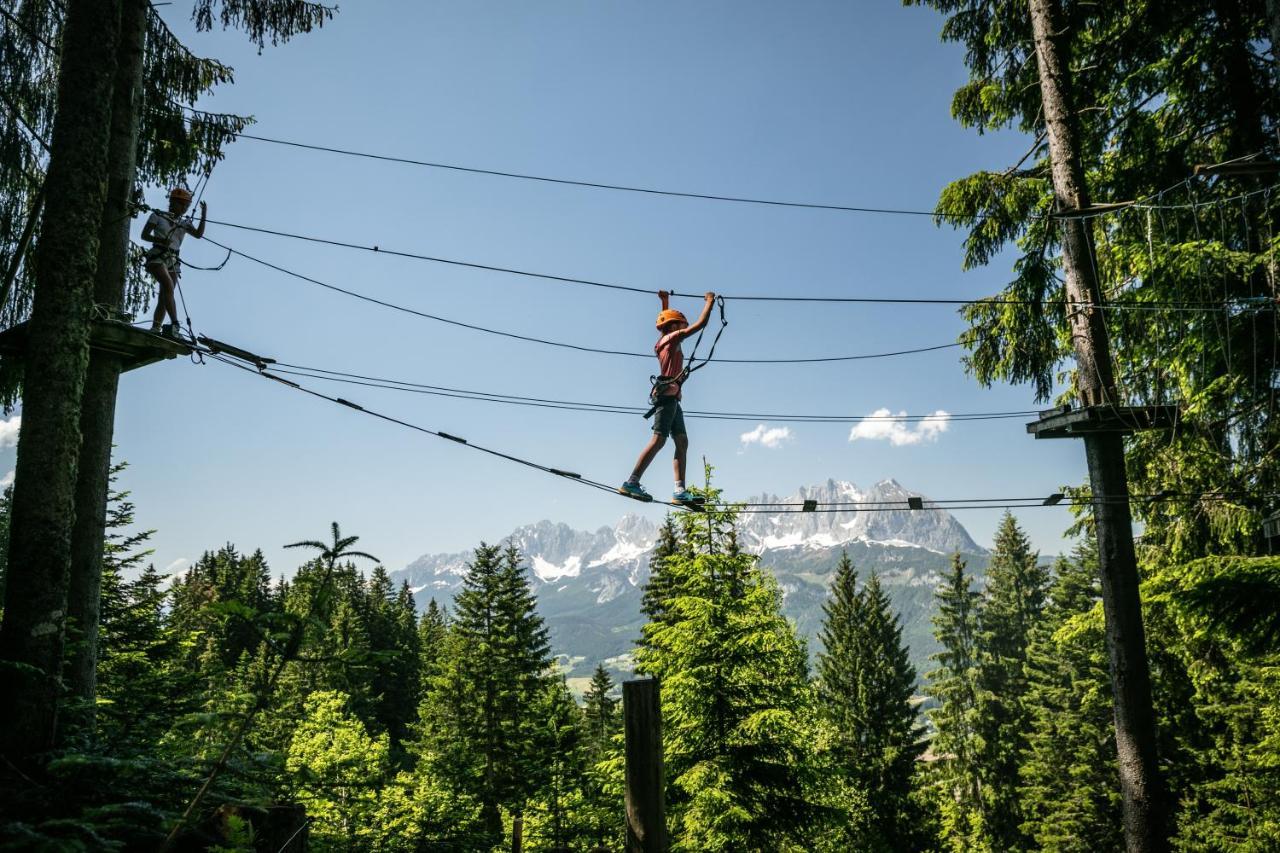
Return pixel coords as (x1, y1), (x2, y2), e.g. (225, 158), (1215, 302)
(651, 395), (686, 438)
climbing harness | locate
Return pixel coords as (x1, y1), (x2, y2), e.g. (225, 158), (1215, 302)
(644, 296), (727, 418)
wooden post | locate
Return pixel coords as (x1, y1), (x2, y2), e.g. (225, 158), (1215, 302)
(1028, 1), (1168, 850)
(512, 813), (523, 853)
(624, 678), (666, 853)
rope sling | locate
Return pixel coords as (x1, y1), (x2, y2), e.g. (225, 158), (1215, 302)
(644, 295), (727, 419)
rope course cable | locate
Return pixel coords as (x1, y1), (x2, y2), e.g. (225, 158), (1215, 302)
(226, 131), (992, 219)
(200, 339), (1274, 515)
(202, 236), (970, 364)
(268, 359), (1041, 423)
(203, 216), (1238, 311)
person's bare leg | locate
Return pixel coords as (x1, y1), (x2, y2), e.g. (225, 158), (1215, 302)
(629, 432), (667, 483)
(163, 268), (180, 325)
(147, 263), (171, 328)
(673, 432), (689, 486)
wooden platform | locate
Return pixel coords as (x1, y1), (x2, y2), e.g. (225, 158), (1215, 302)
(1027, 404), (1180, 439)
(0, 319), (192, 373)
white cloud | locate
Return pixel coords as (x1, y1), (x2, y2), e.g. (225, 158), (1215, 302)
(164, 558), (190, 576)
(0, 470), (12, 488)
(740, 423), (793, 449)
(849, 409), (951, 447)
(0, 415), (19, 448)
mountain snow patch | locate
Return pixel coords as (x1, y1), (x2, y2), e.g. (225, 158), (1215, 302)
(532, 555), (582, 582)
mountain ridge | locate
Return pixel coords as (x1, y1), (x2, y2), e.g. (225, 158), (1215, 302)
(392, 479), (990, 679)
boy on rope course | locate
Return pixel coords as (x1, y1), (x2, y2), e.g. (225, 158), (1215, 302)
(141, 186), (206, 338)
(620, 289), (720, 506)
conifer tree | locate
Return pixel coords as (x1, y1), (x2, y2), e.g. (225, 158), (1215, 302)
(817, 554), (925, 851)
(582, 663), (620, 760)
(637, 515), (683, 673)
(926, 554), (987, 851)
(636, 474), (828, 851)
(418, 543), (552, 843)
(579, 662), (623, 849)
(1018, 542), (1122, 852)
(527, 676), (588, 850)
(417, 598), (448, 686)
(972, 511), (1048, 852)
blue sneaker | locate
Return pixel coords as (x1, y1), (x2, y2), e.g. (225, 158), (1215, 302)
(673, 488), (702, 504)
(619, 481), (653, 502)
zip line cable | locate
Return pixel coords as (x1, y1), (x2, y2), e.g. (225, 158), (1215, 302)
(203, 236), (970, 364)
(203, 343), (1272, 514)
(201, 217), (1235, 310)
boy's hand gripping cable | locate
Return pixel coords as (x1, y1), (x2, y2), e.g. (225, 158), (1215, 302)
(644, 296), (727, 418)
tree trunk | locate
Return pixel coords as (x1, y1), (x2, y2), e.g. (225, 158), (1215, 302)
(0, 0), (123, 760)
(64, 0), (148, 737)
(1027, 1), (1168, 851)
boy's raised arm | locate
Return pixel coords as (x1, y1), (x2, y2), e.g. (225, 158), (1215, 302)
(190, 201), (207, 239)
(681, 292), (717, 337)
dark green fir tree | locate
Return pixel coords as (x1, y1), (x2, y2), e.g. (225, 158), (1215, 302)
(972, 511), (1048, 852)
(817, 553), (925, 851)
(417, 543), (552, 843)
(1018, 540), (1122, 852)
(926, 554), (986, 851)
(635, 472), (828, 851)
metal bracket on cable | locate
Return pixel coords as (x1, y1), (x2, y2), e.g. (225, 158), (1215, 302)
(196, 334), (275, 370)
(438, 432), (467, 444)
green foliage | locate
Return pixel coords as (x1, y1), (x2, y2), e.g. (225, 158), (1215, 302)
(816, 552), (926, 851)
(971, 512), (1049, 851)
(285, 690), (389, 851)
(908, 0), (1280, 558)
(925, 553), (987, 852)
(637, 477), (830, 852)
(1018, 542), (1123, 852)
(415, 543), (553, 842)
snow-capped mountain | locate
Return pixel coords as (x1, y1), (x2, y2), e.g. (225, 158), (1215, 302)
(391, 480), (989, 681)
(736, 478), (981, 555)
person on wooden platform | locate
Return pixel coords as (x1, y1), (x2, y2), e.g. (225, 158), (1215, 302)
(142, 186), (206, 338)
(619, 289), (716, 506)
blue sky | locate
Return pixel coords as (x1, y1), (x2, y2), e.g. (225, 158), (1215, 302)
(5, 1), (1090, 578)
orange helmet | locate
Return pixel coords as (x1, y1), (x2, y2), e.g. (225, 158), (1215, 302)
(656, 308), (687, 330)
(168, 186), (193, 203)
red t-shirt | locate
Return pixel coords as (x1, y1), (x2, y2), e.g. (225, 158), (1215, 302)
(655, 331), (684, 398)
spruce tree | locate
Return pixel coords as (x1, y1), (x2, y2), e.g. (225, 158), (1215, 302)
(417, 598), (448, 686)
(972, 512), (1048, 852)
(818, 556), (925, 852)
(637, 515), (682, 673)
(926, 554), (987, 852)
(418, 543), (552, 843)
(1018, 542), (1122, 852)
(636, 476), (828, 851)
(582, 663), (620, 760)
(579, 662), (623, 849)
